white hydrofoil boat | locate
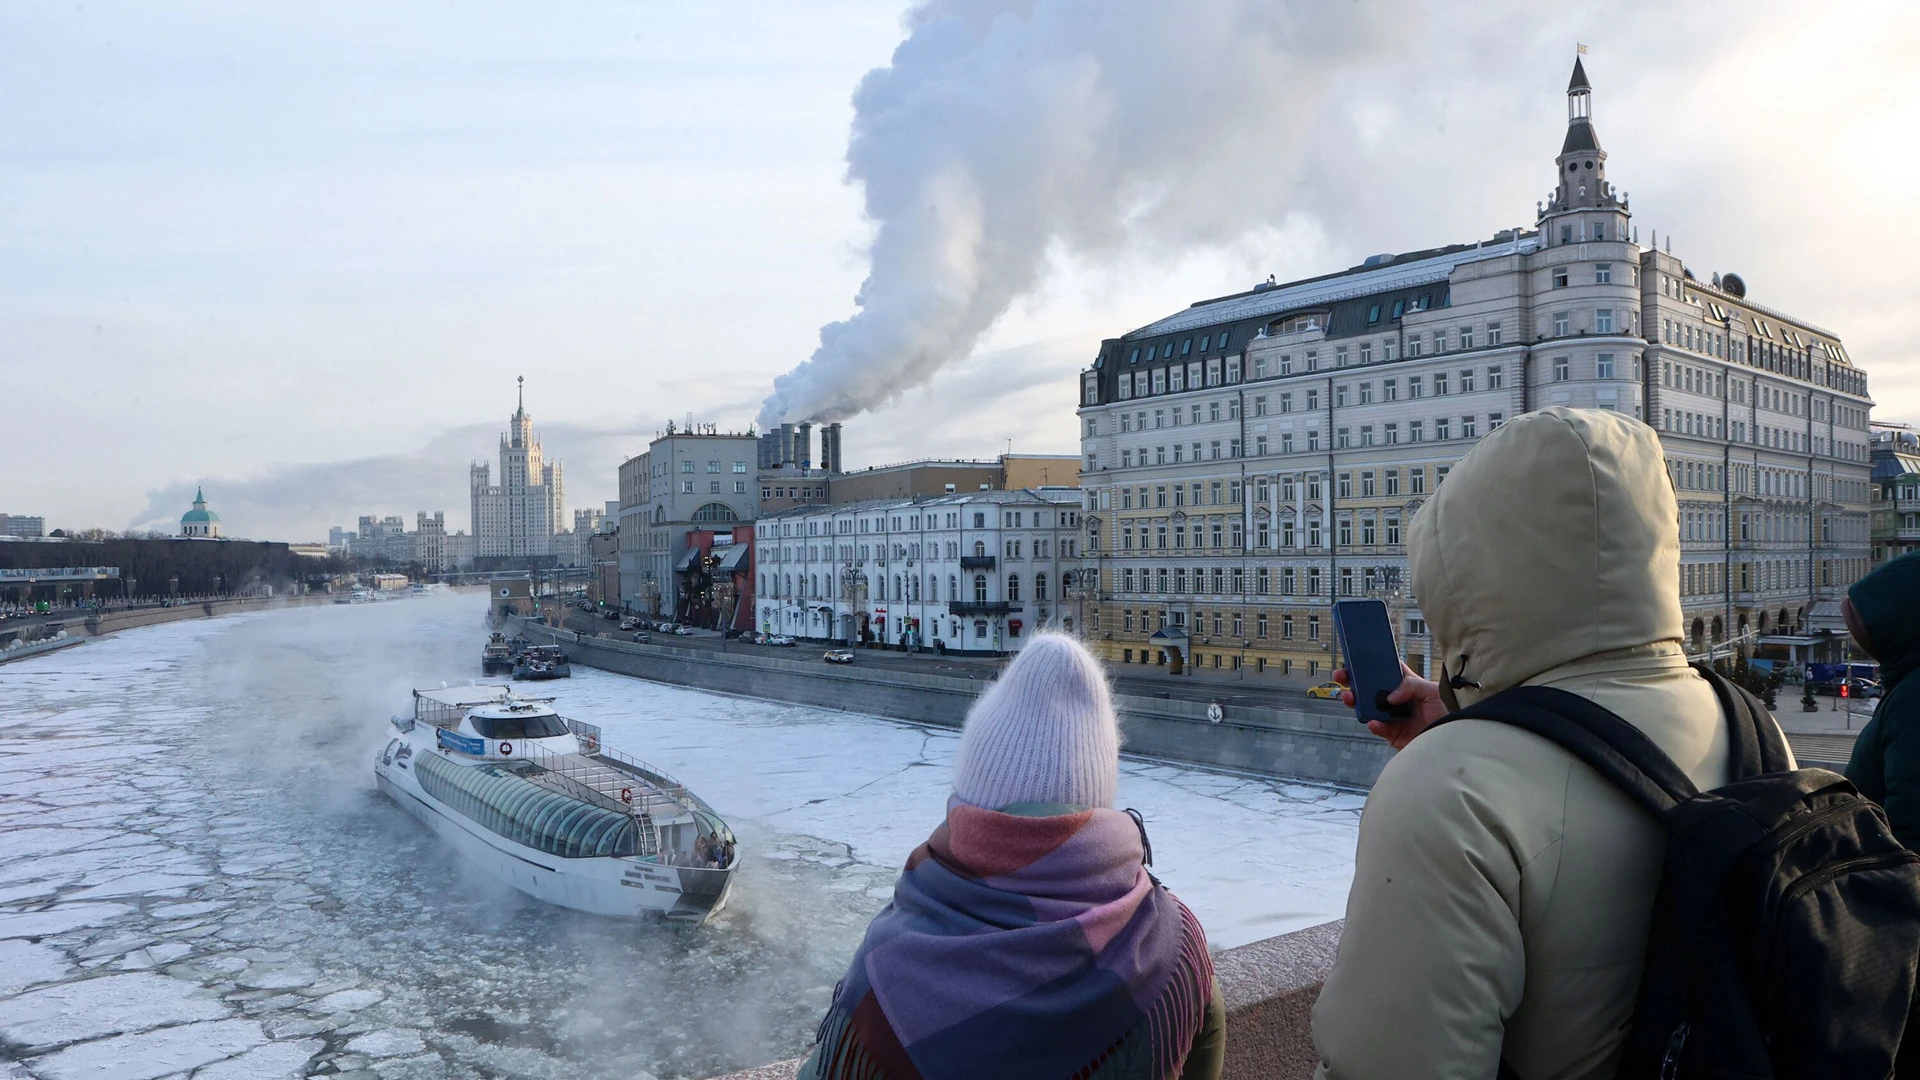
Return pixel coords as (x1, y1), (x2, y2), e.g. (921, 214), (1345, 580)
(375, 686), (737, 922)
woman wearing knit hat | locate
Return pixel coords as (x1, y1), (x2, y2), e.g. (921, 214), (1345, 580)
(798, 633), (1225, 1080)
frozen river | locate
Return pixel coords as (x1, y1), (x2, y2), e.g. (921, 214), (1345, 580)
(0, 594), (1360, 1080)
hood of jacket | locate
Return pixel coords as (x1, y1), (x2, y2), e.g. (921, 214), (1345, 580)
(1851, 553), (1920, 691)
(1408, 407), (1682, 710)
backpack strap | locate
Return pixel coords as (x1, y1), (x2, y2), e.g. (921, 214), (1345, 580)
(1437, 684), (1699, 815)
(1692, 664), (1792, 777)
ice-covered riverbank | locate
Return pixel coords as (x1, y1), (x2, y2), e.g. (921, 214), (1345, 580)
(0, 595), (1359, 1079)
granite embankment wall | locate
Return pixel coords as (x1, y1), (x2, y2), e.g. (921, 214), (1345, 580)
(707, 919), (1345, 1080)
(5, 594), (340, 648)
(514, 622), (1393, 789)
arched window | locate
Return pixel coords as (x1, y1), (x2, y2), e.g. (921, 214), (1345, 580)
(928, 575), (938, 602)
(974, 540), (987, 557)
(692, 503), (738, 523)
(895, 576), (904, 602)
(1034, 573), (1048, 602)
(759, 573), (767, 595)
(950, 575), (959, 602)
(974, 575), (988, 603)
(1007, 574), (1021, 602)
(785, 574), (792, 596)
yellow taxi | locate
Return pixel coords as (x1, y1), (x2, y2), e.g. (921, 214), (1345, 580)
(1306, 682), (1345, 700)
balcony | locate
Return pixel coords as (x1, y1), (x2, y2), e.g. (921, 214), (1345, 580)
(958, 554), (997, 570)
(948, 600), (1015, 616)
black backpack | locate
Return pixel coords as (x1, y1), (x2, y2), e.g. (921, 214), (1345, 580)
(1446, 666), (1920, 1079)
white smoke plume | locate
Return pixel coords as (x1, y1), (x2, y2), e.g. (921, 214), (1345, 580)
(758, 0), (1414, 427)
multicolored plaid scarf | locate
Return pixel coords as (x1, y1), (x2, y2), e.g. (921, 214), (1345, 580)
(811, 800), (1213, 1080)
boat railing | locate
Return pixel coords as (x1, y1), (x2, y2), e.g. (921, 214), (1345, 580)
(564, 718), (602, 754)
(515, 738), (682, 831)
(586, 744), (704, 819)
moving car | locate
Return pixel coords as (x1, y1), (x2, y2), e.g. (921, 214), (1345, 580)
(631, 631), (650, 643)
(823, 649), (854, 665)
(673, 625), (696, 636)
(1306, 682), (1345, 700)
(619, 618), (642, 631)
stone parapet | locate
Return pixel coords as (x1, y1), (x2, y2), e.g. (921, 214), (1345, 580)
(696, 920), (1344, 1080)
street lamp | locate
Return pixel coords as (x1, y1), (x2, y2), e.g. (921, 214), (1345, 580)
(1066, 568), (1099, 641)
(839, 565), (868, 646)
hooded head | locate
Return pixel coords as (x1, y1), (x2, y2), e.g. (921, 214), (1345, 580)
(1408, 407), (1682, 711)
(951, 633), (1120, 810)
(1848, 552), (1920, 691)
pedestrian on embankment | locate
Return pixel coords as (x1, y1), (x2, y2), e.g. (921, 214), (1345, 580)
(1844, 551), (1920, 847)
(797, 632), (1223, 1080)
(1313, 408), (1794, 1079)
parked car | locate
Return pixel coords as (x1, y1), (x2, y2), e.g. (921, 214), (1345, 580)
(823, 649), (854, 665)
(768, 634), (796, 647)
(673, 625), (696, 636)
(1839, 678), (1884, 700)
(1811, 677), (1883, 700)
(619, 618), (642, 631)
(723, 628), (745, 639)
(1306, 682), (1345, 700)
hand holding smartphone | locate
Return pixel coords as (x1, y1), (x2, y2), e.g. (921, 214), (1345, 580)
(1332, 599), (1411, 723)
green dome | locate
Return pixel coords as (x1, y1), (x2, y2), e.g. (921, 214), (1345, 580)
(182, 487), (220, 525)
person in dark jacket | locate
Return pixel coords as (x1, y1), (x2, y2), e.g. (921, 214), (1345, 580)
(1845, 552), (1920, 848)
(798, 633), (1224, 1080)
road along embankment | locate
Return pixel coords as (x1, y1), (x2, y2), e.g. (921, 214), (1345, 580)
(515, 621), (1392, 789)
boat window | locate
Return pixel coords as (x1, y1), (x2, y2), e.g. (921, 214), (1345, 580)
(470, 712), (570, 740)
(413, 754), (646, 858)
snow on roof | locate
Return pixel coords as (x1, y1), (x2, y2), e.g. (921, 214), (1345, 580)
(1127, 234), (1539, 340)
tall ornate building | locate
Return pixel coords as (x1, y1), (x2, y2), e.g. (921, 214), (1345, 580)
(471, 377), (565, 561)
(1076, 57), (1875, 681)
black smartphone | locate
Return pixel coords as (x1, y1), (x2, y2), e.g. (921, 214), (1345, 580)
(1333, 599), (1410, 723)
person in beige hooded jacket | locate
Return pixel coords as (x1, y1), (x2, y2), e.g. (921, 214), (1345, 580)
(1311, 407), (1791, 1079)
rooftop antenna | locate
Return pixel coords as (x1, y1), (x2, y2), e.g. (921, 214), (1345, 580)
(517, 375), (524, 413)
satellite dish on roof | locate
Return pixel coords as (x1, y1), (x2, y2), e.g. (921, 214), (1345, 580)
(1721, 272), (1747, 298)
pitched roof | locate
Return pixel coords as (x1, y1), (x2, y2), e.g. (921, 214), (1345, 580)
(1568, 56), (1591, 93)
(1561, 118), (1601, 155)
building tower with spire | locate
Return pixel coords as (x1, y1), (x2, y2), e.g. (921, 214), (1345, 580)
(180, 487), (222, 538)
(470, 377), (566, 562)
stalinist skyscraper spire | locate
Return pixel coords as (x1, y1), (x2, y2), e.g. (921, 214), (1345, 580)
(471, 377), (565, 563)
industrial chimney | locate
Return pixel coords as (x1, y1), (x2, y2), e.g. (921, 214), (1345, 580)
(798, 422), (814, 471)
(778, 422), (796, 467)
(822, 422), (843, 475)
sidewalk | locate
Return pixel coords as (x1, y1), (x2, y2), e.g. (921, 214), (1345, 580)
(1776, 695), (1876, 770)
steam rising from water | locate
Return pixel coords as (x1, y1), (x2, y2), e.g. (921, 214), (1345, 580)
(758, 0), (1411, 426)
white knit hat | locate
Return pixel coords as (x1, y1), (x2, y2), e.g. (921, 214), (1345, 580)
(951, 633), (1120, 810)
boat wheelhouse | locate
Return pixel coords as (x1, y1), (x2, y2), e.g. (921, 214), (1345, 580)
(375, 686), (735, 921)
(481, 633), (514, 675)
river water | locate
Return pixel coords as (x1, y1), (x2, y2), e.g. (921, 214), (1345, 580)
(0, 594), (1360, 1079)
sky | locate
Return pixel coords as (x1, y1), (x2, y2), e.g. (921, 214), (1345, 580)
(5, 0), (1919, 540)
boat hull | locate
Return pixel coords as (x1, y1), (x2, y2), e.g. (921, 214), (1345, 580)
(375, 752), (732, 922)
